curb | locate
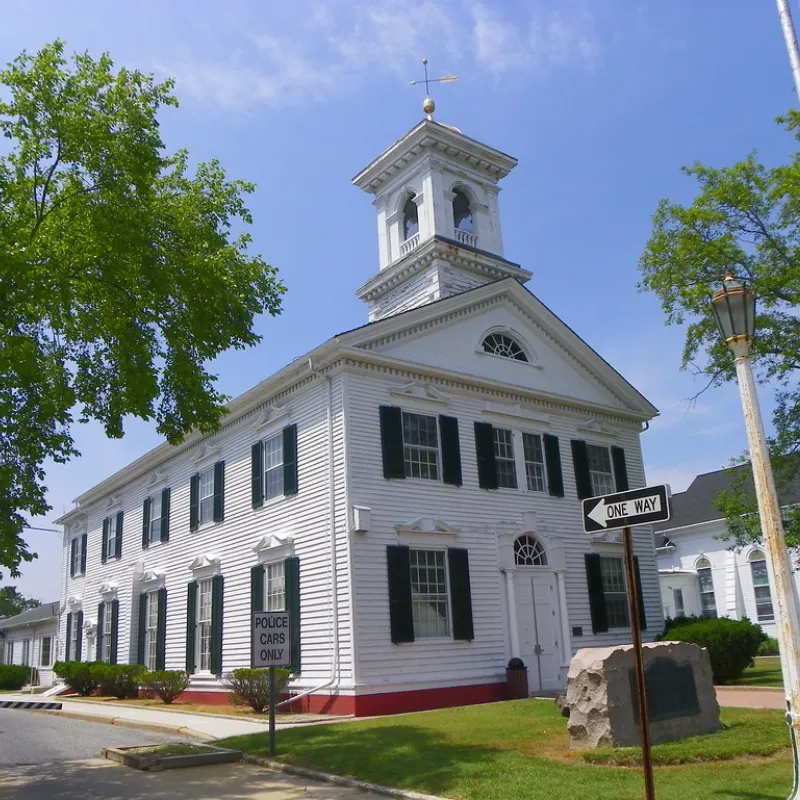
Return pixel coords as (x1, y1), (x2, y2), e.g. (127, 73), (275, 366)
(242, 754), (450, 800)
(33, 708), (213, 741)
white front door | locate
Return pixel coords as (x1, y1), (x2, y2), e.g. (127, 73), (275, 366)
(516, 571), (561, 693)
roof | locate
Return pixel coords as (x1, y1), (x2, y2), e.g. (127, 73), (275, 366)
(0, 601), (59, 630)
(655, 464), (800, 532)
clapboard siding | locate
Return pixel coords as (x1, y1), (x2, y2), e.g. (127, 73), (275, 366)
(344, 368), (661, 692)
(59, 373), (354, 691)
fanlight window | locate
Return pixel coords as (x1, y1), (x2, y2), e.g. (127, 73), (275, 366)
(402, 195), (419, 241)
(514, 535), (547, 566)
(453, 189), (473, 233)
(482, 333), (528, 362)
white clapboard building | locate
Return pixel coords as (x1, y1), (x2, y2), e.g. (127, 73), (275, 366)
(54, 114), (662, 716)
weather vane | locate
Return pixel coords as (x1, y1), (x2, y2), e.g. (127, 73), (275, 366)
(409, 58), (458, 121)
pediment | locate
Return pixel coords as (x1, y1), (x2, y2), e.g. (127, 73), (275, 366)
(253, 532), (294, 555)
(67, 595), (82, 609)
(141, 567), (166, 585)
(99, 582), (118, 598)
(388, 382), (450, 406)
(396, 518), (459, 535)
(146, 470), (168, 488)
(192, 442), (220, 465)
(576, 417), (617, 438)
(188, 554), (220, 573)
(253, 404), (291, 431)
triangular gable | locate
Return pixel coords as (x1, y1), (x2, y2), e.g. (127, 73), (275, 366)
(337, 279), (657, 418)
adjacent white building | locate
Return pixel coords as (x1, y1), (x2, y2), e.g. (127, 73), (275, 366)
(656, 465), (800, 639)
(0, 601), (59, 687)
(54, 114), (663, 716)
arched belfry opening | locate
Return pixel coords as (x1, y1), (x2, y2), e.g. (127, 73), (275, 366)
(452, 188), (473, 234)
(402, 195), (419, 241)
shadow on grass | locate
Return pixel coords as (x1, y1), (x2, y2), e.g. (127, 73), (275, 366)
(223, 722), (507, 796)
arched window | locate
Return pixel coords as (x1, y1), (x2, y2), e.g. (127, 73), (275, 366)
(402, 195), (419, 241)
(482, 332), (528, 362)
(514, 535), (547, 566)
(452, 189), (473, 234)
(748, 549), (774, 621)
(695, 557), (717, 618)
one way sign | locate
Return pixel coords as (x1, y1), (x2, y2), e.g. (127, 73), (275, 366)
(582, 484), (671, 534)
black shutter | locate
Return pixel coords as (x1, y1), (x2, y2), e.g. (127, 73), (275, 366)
(571, 440), (593, 500)
(379, 406), (405, 479)
(110, 599), (120, 665)
(634, 556), (647, 630)
(251, 565), (264, 614)
(585, 553), (608, 634)
(137, 593), (147, 666)
(611, 446), (629, 492)
(283, 424), (298, 496)
(448, 548), (474, 641)
(474, 422), (498, 490)
(96, 602), (105, 661)
(189, 474), (199, 532)
(69, 539), (77, 578)
(251, 442), (264, 508)
(115, 511), (123, 559)
(65, 613), (72, 660)
(75, 610), (83, 661)
(543, 434), (564, 497)
(213, 460), (225, 523)
(101, 518), (109, 564)
(439, 415), (463, 487)
(142, 497), (151, 549)
(160, 488), (171, 543)
(186, 582), (197, 673)
(210, 575), (224, 675)
(156, 587), (167, 671)
(80, 534), (87, 575)
(386, 545), (414, 644)
(285, 557), (301, 673)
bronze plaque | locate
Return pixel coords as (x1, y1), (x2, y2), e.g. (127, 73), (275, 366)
(630, 657), (700, 723)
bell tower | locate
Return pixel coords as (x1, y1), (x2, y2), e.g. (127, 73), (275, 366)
(352, 115), (531, 322)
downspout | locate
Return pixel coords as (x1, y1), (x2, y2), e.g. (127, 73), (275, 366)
(277, 361), (339, 708)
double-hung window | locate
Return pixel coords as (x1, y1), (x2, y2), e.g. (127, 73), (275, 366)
(493, 428), (517, 489)
(600, 557), (629, 629)
(522, 433), (547, 492)
(749, 550), (774, 621)
(409, 549), (450, 638)
(196, 579), (213, 672)
(70, 535), (86, 576)
(69, 613), (80, 660)
(264, 434), (284, 500)
(149, 493), (163, 545)
(40, 636), (52, 668)
(105, 516), (117, 560)
(402, 412), (440, 481)
(198, 468), (215, 527)
(145, 591), (159, 671)
(696, 558), (717, 618)
(21, 639), (30, 666)
(102, 601), (113, 662)
(587, 445), (615, 497)
(265, 562), (286, 611)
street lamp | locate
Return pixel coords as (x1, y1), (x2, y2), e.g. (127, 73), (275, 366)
(711, 272), (800, 799)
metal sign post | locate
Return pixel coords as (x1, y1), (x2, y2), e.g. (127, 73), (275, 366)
(251, 611), (292, 758)
(623, 525), (655, 800)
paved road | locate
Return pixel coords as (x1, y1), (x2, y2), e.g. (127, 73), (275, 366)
(0, 708), (192, 767)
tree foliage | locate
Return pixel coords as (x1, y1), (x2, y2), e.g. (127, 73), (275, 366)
(0, 42), (285, 576)
(0, 585), (41, 617)
(639, 111), (800, 547)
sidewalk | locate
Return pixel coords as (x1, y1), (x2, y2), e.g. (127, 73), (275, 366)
(715, 686), (787, 710)
(1, 693), (338, 740)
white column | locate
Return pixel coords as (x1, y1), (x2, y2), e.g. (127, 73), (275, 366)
(554, 569), (572, 666)
(374, 198), (390, 271)
(504, 569), (520, 658)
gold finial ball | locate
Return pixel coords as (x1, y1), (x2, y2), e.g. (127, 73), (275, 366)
(423, 96), (435, 116)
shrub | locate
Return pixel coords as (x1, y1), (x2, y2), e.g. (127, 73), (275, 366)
(92, 664), (147, 699)
(664, 617), (764, 684)
(662, 615), (704, 636)
(758, 637), (780, 656)
(222, 668), (291, 713)
(53, 661), (100, 696)
(0, 665), (32, 690)
(142, 670), (190, 704)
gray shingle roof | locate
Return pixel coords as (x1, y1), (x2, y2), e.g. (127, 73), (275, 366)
(655, 464), (800, 533)
(0, 601), (59, 630)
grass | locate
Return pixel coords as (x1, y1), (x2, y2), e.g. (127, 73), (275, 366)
(220, 700), (795, 800)
(729, 656), (784, 688)
(127, 744), (211, 757)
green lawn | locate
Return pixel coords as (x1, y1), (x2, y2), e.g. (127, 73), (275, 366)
(730, 656), (784, 687)
(220, 700), (794, 800)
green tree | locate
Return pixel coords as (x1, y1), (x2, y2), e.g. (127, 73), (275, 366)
(638, 111), (800, 548)
(0, 42), (285, 576)
(0, 586), (41, 618)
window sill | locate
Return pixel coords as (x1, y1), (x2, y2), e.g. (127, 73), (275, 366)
(491, 486), (551, 496)
(195, 521), (221, 532)
(254, 493), (288, 512)
(144, 539), (166, 550)
(402, 636), (454, 644)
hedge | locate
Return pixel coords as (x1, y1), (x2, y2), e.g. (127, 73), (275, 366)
(0, 665), (32, 690)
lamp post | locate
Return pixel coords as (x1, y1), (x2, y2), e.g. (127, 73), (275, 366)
(711, 273), (800, 799)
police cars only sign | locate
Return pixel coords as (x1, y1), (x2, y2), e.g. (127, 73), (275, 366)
(252, 611), (291, 668)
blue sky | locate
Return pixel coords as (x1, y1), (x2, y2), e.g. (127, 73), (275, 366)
(3, 0), (797, 600)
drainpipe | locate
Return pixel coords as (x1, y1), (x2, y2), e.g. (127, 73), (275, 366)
(277, 363), (339, 708)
